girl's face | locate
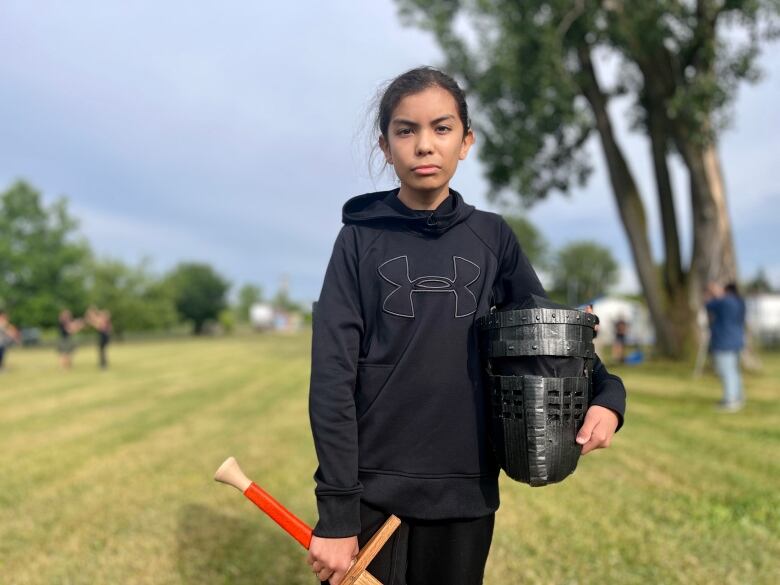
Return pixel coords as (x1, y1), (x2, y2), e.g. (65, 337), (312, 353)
(379, 86), (474, 200)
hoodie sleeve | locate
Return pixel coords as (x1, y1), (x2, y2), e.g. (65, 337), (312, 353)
(309, 225), (363, 538)
(493, 218), (547, 308)
(590, 355), (626, 430)
(493, 217), (626, 429)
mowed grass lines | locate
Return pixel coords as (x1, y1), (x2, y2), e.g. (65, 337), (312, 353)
(1, 334), (778, 584)
(1, 334), (318, 584)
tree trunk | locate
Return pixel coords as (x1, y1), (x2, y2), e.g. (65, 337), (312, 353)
(630, 35), (733, 356)
(576, 45), (678, 357)
(672, 132), (738, 297)
(646, 100), (683, 292)
(646, 98), (697, 355)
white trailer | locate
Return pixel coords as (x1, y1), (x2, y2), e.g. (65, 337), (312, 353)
(249, 302), (275, 330)
(746, 293), (780, 346)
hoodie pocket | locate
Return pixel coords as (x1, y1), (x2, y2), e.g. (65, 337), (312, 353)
(355, 363), (395, 420)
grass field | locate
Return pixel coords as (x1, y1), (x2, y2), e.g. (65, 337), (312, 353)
(1, 333), (778, 584)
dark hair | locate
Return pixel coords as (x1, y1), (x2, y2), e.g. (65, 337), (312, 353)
(376, 67), (470, 138)
(725, 282), (740, 296)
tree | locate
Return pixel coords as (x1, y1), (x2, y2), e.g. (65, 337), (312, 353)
(271, 274), (301, 313)
(166, 263), (229, 334)
(272, 287), (301, 313)
(87, 258), (178, 335)
(745, 268), (773, 294)
(0, 180), (90, 327)
(237, 283), (264, 322)
(552, 241), (619, 305)
(503, 214), (550, 270)
(395, 0), (779, 357)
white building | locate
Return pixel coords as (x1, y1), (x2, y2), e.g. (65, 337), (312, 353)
(746, 293), (780, 346)
(585, 295), (655, 350)
(250, 302), (304, 333)
(249, 302), (274, 330)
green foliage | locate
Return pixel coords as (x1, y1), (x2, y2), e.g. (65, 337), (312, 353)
(0, 181), (90, 327)
(272, 287), (301, 313)
(396, 0), (779, 199)
(0, 181), (280, 335)
(745, 268), (774, 294)
(397, 0), (595, 201)
(218, 308), (236, 333)
(395, 0), (779, 358)
(502, 214), (550, 270)
(166, 262), (230, 334)
(87, 258), (178, 335)
(236, 283), (264, 322)
(552, 241), (619, 305)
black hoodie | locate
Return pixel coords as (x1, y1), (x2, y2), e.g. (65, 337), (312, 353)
(309, 188), (626, 537)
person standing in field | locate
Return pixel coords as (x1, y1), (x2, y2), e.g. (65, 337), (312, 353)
(306, 67), (626, 585)
(86, 306), (112, 369)
(705, 281), (747, 411)
(0, 309), (20, 371)
(612, 317), (628, 363)
(57, 309), (83, 369)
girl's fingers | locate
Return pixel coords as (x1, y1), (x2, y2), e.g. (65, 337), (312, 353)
(576, 412), (598, 445)
(580, 438), (598, 455)
(580, 420), (602, 455)
(581, 422), (613, 455)
(578, 406), (619, 454)
(330, 568), (350, 585)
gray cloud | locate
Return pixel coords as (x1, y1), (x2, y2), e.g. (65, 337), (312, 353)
(1, 1), (777, 304)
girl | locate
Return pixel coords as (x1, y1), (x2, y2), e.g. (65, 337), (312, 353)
(307, 67), (625, 585)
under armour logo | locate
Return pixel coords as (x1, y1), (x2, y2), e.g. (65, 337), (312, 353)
(377, 255), (481, 318)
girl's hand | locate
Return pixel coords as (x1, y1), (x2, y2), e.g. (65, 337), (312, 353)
(576, 405), (619, 455)
(306, 535), (359, 584)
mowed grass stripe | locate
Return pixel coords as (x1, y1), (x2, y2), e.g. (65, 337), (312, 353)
(0, 339), (303, 505)
(621, 406), (779, 488)
(0, 338), (204, 399)
(0, 364), (260, 504)
(0, 334), (303, 426)
(2, 336), (313, 583)
(492, 454), (778, 584)
(2, 363), (300, 550)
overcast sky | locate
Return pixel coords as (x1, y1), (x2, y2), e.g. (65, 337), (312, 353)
(2, 1), (778, 305)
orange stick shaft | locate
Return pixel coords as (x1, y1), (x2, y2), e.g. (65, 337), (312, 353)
(243, 482), (313, 549)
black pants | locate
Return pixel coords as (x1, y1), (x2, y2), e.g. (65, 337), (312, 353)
(327, 501), (495, 585)
(98, 333), (109, 369)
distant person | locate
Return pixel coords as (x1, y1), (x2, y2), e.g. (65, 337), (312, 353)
(0, 309), (20, 371)
(705, 282), (746, 411)
(58, 309), (84, 369)
(86, 306), (112, 369)
(612, 317), (628, 363)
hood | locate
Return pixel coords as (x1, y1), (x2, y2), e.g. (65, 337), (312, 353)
(342, 188), (475, 235)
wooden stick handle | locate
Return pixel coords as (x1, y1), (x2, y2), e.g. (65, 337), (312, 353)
(343, 515), (401, 584)
(214, 457), (313, 549)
